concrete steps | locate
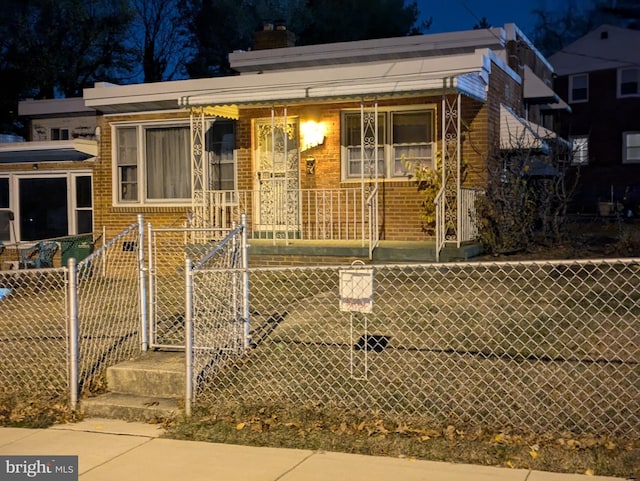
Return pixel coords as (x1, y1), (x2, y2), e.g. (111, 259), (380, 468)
(81, 350), (185, 422)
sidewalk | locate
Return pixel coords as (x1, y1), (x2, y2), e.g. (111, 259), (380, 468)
(0, 419), (625, 481)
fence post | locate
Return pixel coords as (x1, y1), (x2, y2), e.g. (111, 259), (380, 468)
(241, 213), (250, 349)
(184, 257), (193, 417)
(137, 214), (148, 352)
(147, 221), (155, 348)
(67, 258), (79, 411)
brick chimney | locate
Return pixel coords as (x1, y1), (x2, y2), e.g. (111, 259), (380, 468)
(253, 21), (296, 50)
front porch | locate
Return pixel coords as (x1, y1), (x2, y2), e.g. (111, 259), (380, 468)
(248, 239), (483, 265)
(192, 185), (482, 263)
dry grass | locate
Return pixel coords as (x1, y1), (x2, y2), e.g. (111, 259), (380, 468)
(164, 403), (640, 479)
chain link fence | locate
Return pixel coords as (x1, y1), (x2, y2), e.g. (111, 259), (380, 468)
(75, 222), (143, 395)
(149, 225), (238, 349)
(189, 259), (639, 437)
(0, 268), (68, 397)
(187, 222), (248, 414)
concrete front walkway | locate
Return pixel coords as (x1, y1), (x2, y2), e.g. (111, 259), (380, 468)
(0, 419), (625, 481)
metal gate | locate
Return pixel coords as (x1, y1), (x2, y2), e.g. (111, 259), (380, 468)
(147, 224), (234, 349)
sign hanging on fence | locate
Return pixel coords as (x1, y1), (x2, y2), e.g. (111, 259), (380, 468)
(339, 267), (374, 313)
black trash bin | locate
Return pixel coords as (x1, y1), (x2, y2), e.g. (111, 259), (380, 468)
(60, 234), (95, 265)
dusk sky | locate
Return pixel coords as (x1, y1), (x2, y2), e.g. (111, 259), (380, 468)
(416, 0), (551, 38)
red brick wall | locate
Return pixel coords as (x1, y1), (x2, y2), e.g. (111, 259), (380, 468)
(94, 111), (192, 239)
(93, 88), (511, 242)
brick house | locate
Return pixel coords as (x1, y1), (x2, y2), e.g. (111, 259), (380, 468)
(79, 23), (561, 263)
(549, 24), (640, 215)
(0, 98), (97, 248)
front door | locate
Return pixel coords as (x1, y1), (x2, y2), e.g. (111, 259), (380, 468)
(254, 117), (300, 238)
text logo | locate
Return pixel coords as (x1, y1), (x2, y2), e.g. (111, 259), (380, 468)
(1, 456), (77, 481)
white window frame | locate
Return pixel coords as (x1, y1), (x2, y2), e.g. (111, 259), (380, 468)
(72, 173), (94, 235)
(112, 120), (192, 206)
(618, 67), (640, 98)
(570, 135), (589, 165)
(569, 73), (589, 103)
(623, 131), (640, 164)
(340, 105), (436, 181)
(0, 171), (92, 243)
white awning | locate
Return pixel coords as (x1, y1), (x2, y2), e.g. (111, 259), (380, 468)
(179, 54), (491, 108)
(500, 104), (557, 152)
(522, 65), (560, 104)
(0, 139), (97, 164)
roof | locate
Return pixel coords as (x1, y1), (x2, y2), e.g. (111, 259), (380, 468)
(83, 23), (561, 115)
(84, 24), (541, 114)
(0, 139), (97, 164)
(500, 104), (562, 153)
(228, 27), (506, 73)
(18, 97), (95, 118)
(179, 53), (492, 108)
(549, 24), (640, 76)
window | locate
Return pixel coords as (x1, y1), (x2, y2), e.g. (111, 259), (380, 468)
(623, 132), (640, 164)
(0, 173), (91, 243)
(341, 108), (435, 179)
(115, 122), (191, 203)
(618, 68), (640, 97)
(0, 177), (10, 241)
(569, 74), (588, 103)
(75, 176), (93, 234)
(392, 111), (434, 175)
(344, 112), (385, 178)
(207, 121), (236, 191)
(570, 136), (589, 165)
(20, 177), (68, 241)
(51, 128), (70, 140)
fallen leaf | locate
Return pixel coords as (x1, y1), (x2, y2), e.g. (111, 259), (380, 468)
(585, 469), (594, 476)
(529, 450), (538, 459)
(236, 422), (245, 430)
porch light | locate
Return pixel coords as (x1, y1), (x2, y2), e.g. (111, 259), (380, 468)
(301, 120), (325, 151)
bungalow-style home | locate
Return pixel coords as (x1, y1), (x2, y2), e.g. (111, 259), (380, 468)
(0, 98), (97, 248)
(549, 24), (640, 216)
(80, 23), (563, 263)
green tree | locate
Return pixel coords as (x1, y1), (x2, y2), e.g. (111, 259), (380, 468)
(130, 0), (192, 82)
(532, 0), (639, 56)
(182, 0), (428, 77)
(296, 0), (424, 46)
(473, 16), (492, 30)
(0, 0), (133, 134)
(181, 0), (260, 78)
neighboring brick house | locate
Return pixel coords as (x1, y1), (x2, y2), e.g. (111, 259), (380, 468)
(0, 98), (97, 246)
(81, 23), (561, 261)
(549, 24), (640, 215)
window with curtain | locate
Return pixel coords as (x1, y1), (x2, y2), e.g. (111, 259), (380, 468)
(146, 126), (191, 199)
(342, 107), (434, 179)
(570, 135), (589, 165)
(344, 112), (385, 178)
(115, 123), (192, 203)
(392, 111), (434, 175)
